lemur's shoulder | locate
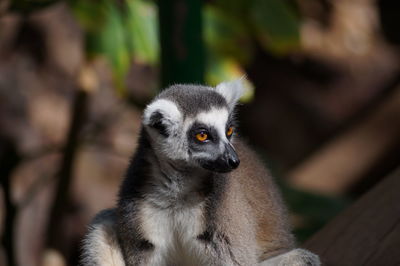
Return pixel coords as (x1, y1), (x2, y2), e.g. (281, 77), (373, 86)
(229, 138), (295, 259)
(82, 209), (124, 266)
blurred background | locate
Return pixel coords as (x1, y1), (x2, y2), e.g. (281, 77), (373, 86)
(1, 0), (400, 265)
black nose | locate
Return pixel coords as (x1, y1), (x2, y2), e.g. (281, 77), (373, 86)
(228, 156), (240, 169)
(200, 144), (240, 173)
(225, 143), (240, 169)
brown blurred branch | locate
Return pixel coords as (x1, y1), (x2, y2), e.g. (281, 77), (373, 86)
(45, 87), (89, 251)
(23, 146), (60, 162)
(45, 64), (96, 255)
(288, 79), (400, 195)
(19, 172), (54, 209)
(0, 139), (21, 266)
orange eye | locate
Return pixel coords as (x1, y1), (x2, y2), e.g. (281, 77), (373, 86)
(196, 132), (208, 142)
(226, 127), (234, 137)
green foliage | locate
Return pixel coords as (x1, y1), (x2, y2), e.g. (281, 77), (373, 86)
(11, 0), (301, 96)
(204, 5), (252, 96)
(204, 0), (300, 95)
(87, 1), (129, 94)
(70, 0), (159, 95)
(68, 0), (300, 95)
(125, 0), (159, 65)
(204, 5), (253, 65)
(213, 0), (301, 56)
(249, 0), (300, 54)
(205, 51), (254, 102)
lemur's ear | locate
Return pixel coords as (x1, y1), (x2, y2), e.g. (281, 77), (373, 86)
(143, 99), (182, 137)
(215, 78), (245, 110)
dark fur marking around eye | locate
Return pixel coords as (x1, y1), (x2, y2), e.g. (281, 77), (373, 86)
(188, 122), (220, 145)
(149, 111), (169, 137)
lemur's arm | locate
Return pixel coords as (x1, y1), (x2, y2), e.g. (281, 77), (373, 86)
(260, 249), (320, 266)
(81, 209), (125, 266)
(116, 200), (155, 266)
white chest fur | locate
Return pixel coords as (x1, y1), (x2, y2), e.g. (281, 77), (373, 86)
(139, 201), (211, 266)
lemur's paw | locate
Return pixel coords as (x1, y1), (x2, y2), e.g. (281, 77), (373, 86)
(277, 249), (320, 266)
(261, 248), (320, 266)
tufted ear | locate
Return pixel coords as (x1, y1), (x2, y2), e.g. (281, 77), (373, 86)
(143, 99), (182, 137)
(215, 78), (245, 110)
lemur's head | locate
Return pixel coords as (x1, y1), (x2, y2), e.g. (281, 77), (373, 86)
(143, 80), (245, 173)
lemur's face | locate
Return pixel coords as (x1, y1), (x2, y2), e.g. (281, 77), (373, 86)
(143, 80), (244, 173)
(186, 107), (239, 173)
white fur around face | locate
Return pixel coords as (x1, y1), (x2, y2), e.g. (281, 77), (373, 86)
(143, 99), (233, 163)
(143, 99), (189, 161)
(143, 99), (182, 130)
(196, 108), (230, 151)
(196, 108), (228, 134)
(215, 78), (245, 110)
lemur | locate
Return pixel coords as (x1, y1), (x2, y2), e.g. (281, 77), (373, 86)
(81, 80), (320, 266)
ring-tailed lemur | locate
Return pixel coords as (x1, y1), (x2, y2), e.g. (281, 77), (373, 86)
(81, 80), (320, 266)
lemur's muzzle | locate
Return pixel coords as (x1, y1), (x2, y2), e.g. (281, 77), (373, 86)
(201, 143), (240, 173)
(223, 143), (240, 170)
